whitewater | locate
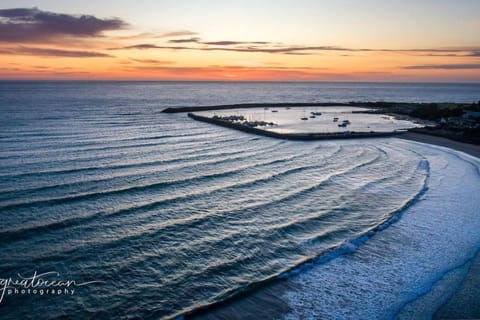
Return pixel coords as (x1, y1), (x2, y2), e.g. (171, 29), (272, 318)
(283, 140), (480, 319)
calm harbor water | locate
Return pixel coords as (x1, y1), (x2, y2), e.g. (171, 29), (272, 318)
(0, 81), (479, 319)
(199, 106), (421, 134)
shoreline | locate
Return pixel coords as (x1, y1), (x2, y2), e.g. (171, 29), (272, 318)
(189, 134), (480, 320)
(433, 251), (480, 319)
(190, 137), (480, 319)
(399, 131), (480, 159)
(398, 132), (480, 319)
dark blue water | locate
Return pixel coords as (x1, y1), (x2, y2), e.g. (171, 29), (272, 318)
(0, 81), (479, 319)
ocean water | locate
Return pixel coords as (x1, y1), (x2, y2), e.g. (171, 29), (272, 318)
(0, 81), (479, 319)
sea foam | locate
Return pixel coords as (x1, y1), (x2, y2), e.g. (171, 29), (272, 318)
(283, 140), (480, 320)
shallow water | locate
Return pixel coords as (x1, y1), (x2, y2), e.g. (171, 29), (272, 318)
(283, 141), (480, 320)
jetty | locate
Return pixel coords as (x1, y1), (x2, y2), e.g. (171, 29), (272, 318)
(188, 113), (405, 141)
(162, 102), (353, 113)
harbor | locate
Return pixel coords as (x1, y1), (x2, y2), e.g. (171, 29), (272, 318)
(184, 104), (422, 140)
(188, 112), (410, 141)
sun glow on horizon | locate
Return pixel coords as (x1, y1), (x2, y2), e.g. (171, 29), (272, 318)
(1, 1), (479, 82)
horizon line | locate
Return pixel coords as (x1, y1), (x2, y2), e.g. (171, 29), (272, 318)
(1, 79), (480, 85)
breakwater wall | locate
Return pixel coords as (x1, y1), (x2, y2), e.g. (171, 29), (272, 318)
(188, 113), (404, 141)
(162, 102), (354, 113)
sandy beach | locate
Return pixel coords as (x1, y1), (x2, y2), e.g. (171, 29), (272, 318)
(399, 132), (480, 159)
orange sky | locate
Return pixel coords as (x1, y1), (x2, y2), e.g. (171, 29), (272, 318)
(1, 1), (479, 81)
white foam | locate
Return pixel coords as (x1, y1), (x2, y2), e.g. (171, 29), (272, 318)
(283, 140), (480, 320)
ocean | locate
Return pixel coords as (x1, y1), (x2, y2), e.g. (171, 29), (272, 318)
(0, 81), (479, 319)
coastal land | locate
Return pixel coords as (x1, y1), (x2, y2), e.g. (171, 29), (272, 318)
(165, 101), (480, 145)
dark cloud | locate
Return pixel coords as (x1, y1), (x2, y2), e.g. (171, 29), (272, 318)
(0, 46), (113, 57)
(203, 41), (270, 46)
(119, 44), (166, 50)
(130, 58), (174, 64)
(211, 45), (353, 54)
(113, 31), (198, 40)
(0, 7), (127, 43)
(391, 48), (480, 57)
(112, 41), (480, 59)
(160, 31), (198, 38)
(112, 32), (157, 40)
(419, 53), (473, 57)
(199, 44), (346, 54)
(168, 37), (201, 44)
(112, 43), (346, 55)
(166, 38), (271, 45)
(403, 63), (480, 70)
(115, 44), (195, 51)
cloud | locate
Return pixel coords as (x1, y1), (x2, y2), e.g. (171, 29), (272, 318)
(112, 43), (347, 55)
(0, 46), (113, 57)
(160, 31), (198, 38)
(202, 41), (270, 46)
(166, 38), (271, 45)
(417, 53), (473, 57)
(168, 37), (201, 43)
(119, 64), (335, 80)
(112, 30), (198, 41)
(0, 67), (21, 72)
(123, 64), (324, 73)
(0, 7), (127, 43)
(393, 48), (480, 58)
(119, 44), (167, 50)
(130, 58), (174, 64)
(205, 65), (327, 70)
(402, 63), (480, 70)
(112, 41), (480, 60)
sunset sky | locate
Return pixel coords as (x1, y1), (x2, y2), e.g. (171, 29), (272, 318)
(1, 0), (479, 81)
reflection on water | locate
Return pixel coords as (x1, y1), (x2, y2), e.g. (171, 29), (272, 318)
(200, 106), (422, 134)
